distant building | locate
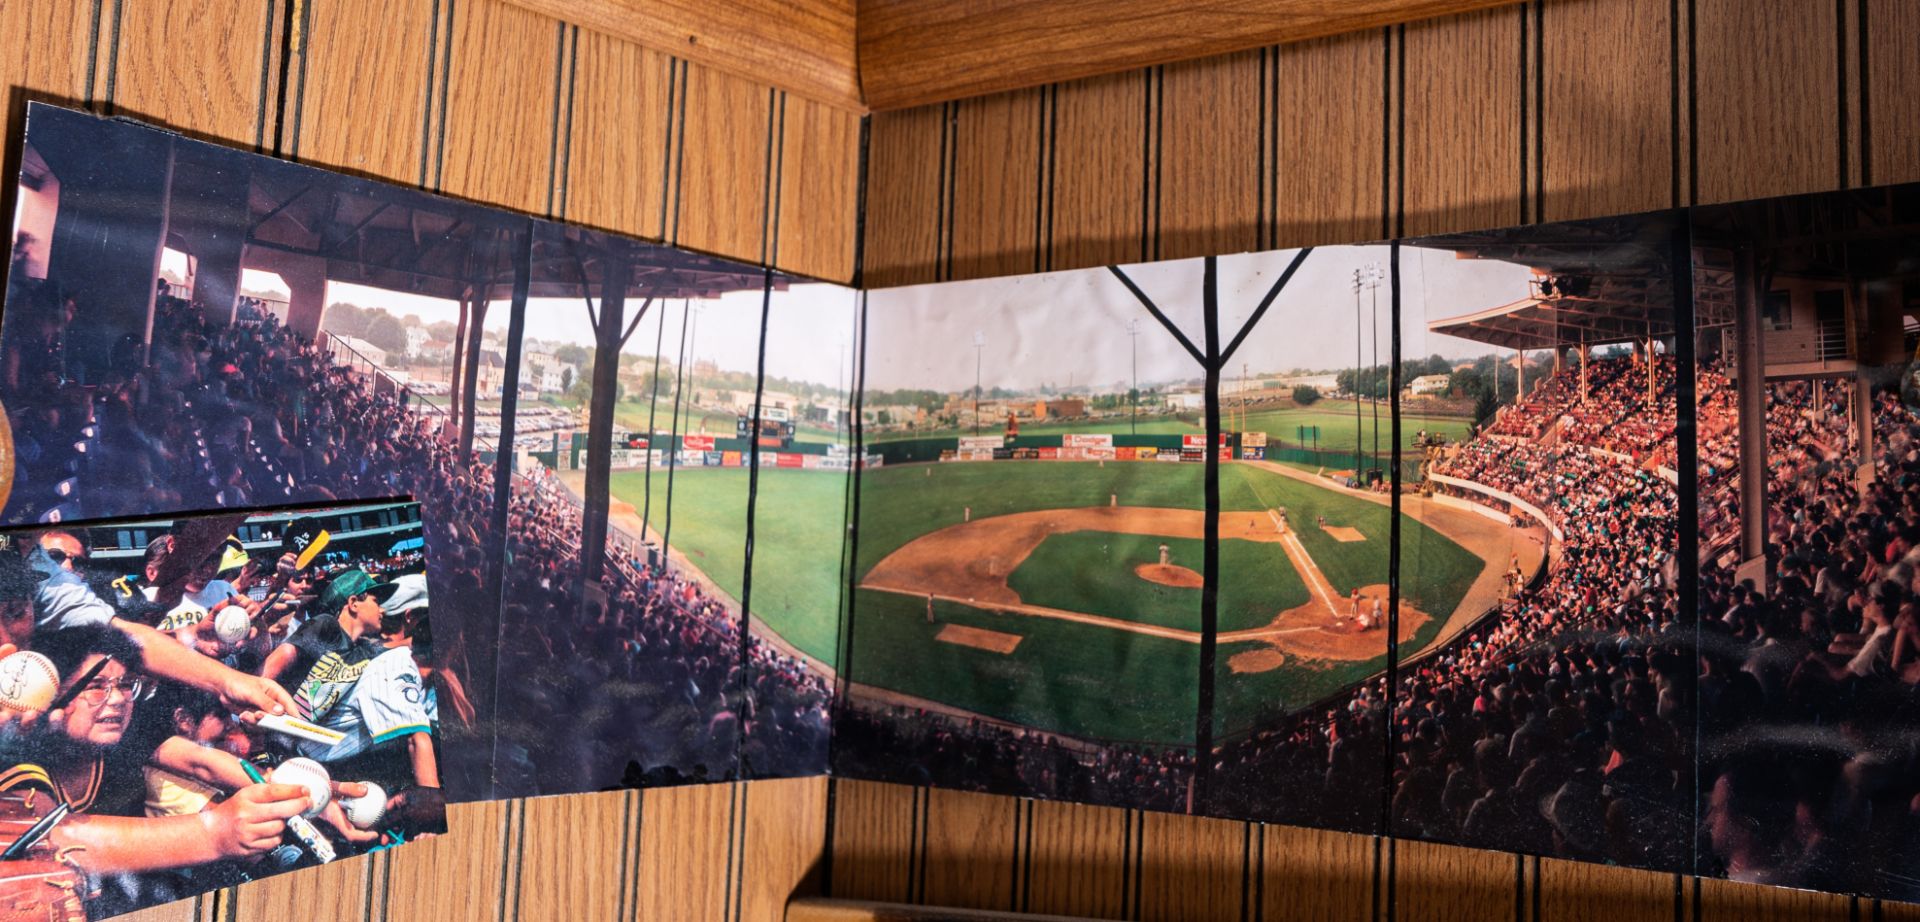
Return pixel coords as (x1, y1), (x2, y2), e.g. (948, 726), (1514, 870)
(1041, 398), (1086, 418)
(405, 326), (429, 358)
(329, 335), (388, 368)
(1164, 391), (1204, 411)
(1407, 374), (1451, 396)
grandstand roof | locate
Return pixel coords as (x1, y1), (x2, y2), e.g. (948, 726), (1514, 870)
(1417, 215), (1680, 351)
(211, 142), (779, 304)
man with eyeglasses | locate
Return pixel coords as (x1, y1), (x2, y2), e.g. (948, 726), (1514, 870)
(18, 531), (297, 732)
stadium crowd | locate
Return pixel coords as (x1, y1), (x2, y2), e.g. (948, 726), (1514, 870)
(0, 277), (835, 799)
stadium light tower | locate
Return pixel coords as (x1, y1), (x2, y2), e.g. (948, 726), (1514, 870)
(1351, 268), (1364, 473)
(1127, 318), (1141, 435)
(972, 331), (986, 435)
(1362, 262), (1383, 475)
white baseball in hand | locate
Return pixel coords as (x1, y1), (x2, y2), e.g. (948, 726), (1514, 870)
(340, 781), (387, 829)
(213, 607), (251, 645)
(269, 757), (332, 818)
(0, 652), (58, 715)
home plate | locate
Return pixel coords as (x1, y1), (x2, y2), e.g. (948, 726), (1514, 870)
(936, 623), (1024, 654)
(1321, 525), (1365, 543)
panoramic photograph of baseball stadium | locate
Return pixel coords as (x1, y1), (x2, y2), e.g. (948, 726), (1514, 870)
(1690, 183), (1920, 898)
(1394, 213), (1690, 872)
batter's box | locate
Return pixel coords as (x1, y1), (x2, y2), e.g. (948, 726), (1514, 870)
(936, 623), (1024, 654)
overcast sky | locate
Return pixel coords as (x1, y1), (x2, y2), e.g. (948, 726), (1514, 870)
(862, 246), (1534, 393)
(247, 242), (1528, 396)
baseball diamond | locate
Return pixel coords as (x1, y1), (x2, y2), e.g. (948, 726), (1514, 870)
(596, 455), (1538, 746)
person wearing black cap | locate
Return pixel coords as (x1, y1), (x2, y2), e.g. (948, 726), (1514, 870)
(259, 569), (399, 722)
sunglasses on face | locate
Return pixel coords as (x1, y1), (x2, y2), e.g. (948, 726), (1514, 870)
(43, 548), (86, 566)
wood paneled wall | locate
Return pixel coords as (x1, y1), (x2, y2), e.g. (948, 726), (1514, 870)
(0, 1), (851, 920)
(844, 2), (1920, 921)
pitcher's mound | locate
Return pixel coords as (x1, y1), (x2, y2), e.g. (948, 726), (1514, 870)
(1228, 648), (1287, 674)
(1135, 563), (1204, 589)
(1321, 525), (1365, 543)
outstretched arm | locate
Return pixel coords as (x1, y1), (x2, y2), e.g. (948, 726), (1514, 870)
(116, 618), (294, 721)
(48, 783), (311, 874)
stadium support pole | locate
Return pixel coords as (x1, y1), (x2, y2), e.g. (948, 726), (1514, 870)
(1195, 256), (1222, 811)
(580, 246), (635, 588)
(1854, 373), (1875, 487)
(457, 293), (490, 460)
(1733, 245), (1769, 586)
(488, 232), (531, 583)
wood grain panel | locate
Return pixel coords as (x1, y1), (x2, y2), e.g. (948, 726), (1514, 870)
(114, 899), (198, 922)
(1023, 799), (1129, 918)
(1691, 875), (1852, 921)
(862, 107), (946, 287)
(1048, 70), (1147, 272)
(1274, 29), (1388, 246)
(776, 93), (862, 281)
(563, 30), (673, 238)
(1158, 50), (1262, 261)
(1539, 0), (1673, 220)
(1391, 838), (1514, 922)
(633, 782), (737, 920)
(501, 0), (858, 110)
(737, 776), (831, 921)
(674, 61), (773, 263)
(1260, 824), (1373, 922)
(230, 847), (375, 920)
(384, 798), (511, 921)
(857, 0), (1529, 111)
(829, 780), (918, 903)
(0, 0), (92, 124)
(1135, 812), (1247, 922)
(294, 0), (436, 181)
(1535, 858), (1673, 922)
(1866, 0), (1920, 185)
(438, 0), (559, 212)
(109, 0), (276, 146)
(1691, 0), (1840, 204)
(1400, 4), (1522, 237)
(513, 791), (629, 920)
(946, 89), (1042, 281)
(917, 788), (1017, 910)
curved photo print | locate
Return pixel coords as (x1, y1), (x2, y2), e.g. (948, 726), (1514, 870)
(1396, 214), (1690, 872)
(839, 262), (1210, 810)
(0, 501), (446, 919)
(1692, 184), (1920, 898)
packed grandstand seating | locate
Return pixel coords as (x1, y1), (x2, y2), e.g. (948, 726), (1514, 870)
(0, 290), (833, 796)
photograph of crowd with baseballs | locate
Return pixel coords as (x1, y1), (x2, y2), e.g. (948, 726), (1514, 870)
(0, 500), (446, 919)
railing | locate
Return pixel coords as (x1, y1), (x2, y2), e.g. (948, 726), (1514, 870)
(319, 331), (495, 452)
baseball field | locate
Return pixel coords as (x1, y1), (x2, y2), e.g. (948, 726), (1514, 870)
(872, 398), (1473, 454)
(601, 454), (1521, 747)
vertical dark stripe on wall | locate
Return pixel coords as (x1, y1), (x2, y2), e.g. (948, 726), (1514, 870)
(1131, 811), (1146, 921)
(1009, 799), (1024, 910)
(1141, 68), (1154, 263)
(944, 100), (958, 278)
(1151, 66), (1165, 262)
(1670, 208), (1701, 885)
(1239, 823), (1253, 922)
(915, 787), (931, 903)
(495, 800), (517, 922)
(1252, 825), (1266, 922)
(255, 0), (278, 152)
(1667, 0), (1681, 207)
(657, 58), (679, 239)
(1835, 0), (1849, 189)
(820, 778), (839, 898)
(1371, 837), (1382, 922)
(1530, 856), (1540, 922)
(1044, 86), (1058, 272)
(434, 0), (456, 190)
(737, 89), (783, 779)
(1533, 0), (1544, 219)
(1257, 48), (1269, 252)
(1518, 4), (1529, 224)
(1857, 0), (1871, 185)
(1513, 855), (1525, 921)
(1393, 25), (1406, 240)
(1268, 45), (1281, 248)
(934, 101), (952, 281)
(102, 0), (124, 114)
(84, 0), (103, 107)
(669, 60), (690, 245)
(1384, 836), (1397, 922)
(555, 26), (579, 218)
(543, 23), (567, 217)
(1381, 27), (1393, 242)
(420, 0), (442, 187)
(1033, 87), (1048, 275)
(729, 783), (752, 922)
(1020, 800), (1035, 912)
(720, 786), (741, 922)
(614, 792), (634, 921)
(1685, 0), (1697, 205)
(289, 0), (314, 160)
(1120, 810), (1135, 919)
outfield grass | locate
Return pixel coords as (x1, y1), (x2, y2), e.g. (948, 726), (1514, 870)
(1007, 532), (1309, 633)
(872, 398), (1471, 453)
(608, 467), (849, 665)
(605, 457), (1486, 743)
